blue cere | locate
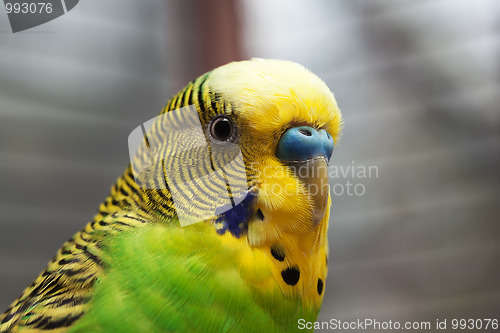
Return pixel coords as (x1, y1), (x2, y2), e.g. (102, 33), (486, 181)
(214, 191), (256, 238)
(276, 126), (334, 162)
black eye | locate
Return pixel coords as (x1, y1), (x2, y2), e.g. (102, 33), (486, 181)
(210, 116), (234, 142)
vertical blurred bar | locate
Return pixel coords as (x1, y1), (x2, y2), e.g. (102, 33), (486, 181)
(166, 0), (244, 90)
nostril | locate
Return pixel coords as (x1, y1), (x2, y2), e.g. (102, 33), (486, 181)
(277, 126), (329, 161)
(299, 128), (312, 137)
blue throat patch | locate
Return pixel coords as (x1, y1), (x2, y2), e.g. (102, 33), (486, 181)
(214, 191), (256, 238)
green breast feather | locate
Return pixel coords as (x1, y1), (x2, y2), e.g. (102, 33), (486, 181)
(70, 222), (316, 333)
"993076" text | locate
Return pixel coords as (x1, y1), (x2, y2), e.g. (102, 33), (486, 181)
(5, 2), (53, 14)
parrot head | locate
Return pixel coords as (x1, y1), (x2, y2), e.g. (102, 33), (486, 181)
(127, 58), (342, 312)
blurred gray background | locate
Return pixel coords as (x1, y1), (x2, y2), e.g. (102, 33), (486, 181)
(1, 0), (499, 331)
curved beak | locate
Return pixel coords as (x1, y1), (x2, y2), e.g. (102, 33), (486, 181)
(287, 157), (329, 225)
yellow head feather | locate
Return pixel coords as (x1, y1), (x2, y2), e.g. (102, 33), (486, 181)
(206, 59), (342, 307)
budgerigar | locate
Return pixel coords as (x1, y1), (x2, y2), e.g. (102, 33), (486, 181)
(0, 59), (342, 332)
